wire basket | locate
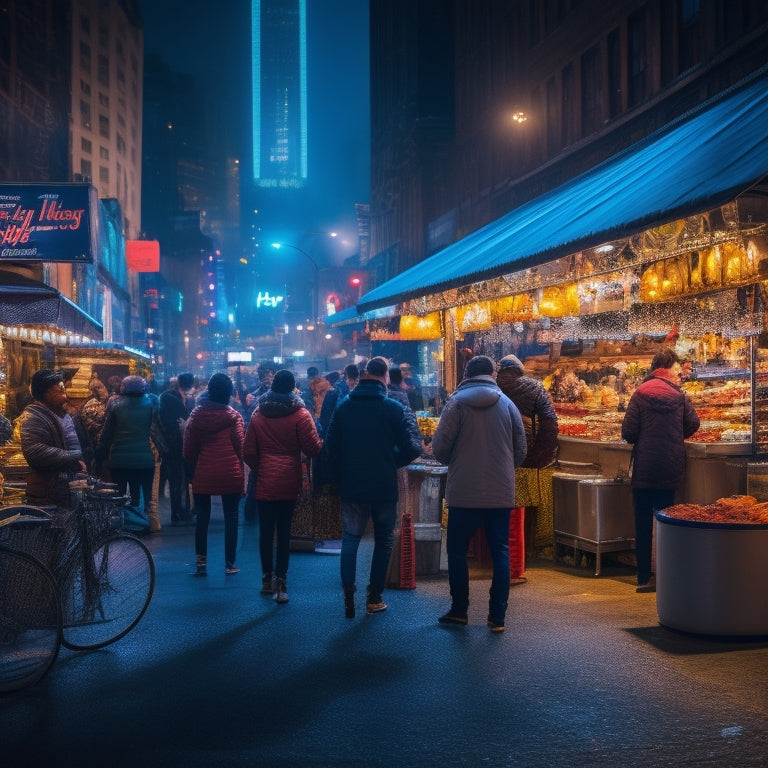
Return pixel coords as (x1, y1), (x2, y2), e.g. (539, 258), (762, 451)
(73, 488), (129, 540)
(0, 506), (59, 571)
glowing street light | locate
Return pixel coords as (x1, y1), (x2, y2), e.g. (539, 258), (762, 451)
(271, 242), (319, 323)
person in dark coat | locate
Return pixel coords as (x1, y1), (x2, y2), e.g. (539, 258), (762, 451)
(496, 354), (559, 557)
(158, 372), (195, 524)
(21, 369), (87, 509)
(183, 373), (245, 576)
(243, 370), (323, 603)
(96, 375), (159, 531)
(621, 347), (700, 592)
(325, 356), (422, 619)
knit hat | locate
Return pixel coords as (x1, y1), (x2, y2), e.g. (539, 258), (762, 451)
(464, 355), (495, 379)
(31, 369), (64, 401)
(121, 375), (147, 395)
(272, 369), (296, 394)
(207, 373), (233, 404)
(498, 355), (525, 373)
(365, 356), (389, 378)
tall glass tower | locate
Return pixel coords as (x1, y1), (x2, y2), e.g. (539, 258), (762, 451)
(252, 0), (308, 188)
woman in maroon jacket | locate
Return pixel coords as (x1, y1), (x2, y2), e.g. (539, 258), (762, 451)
(184, 373), (245, 576)
(243, 369), (322, 604)
(621, 348), (700, 593)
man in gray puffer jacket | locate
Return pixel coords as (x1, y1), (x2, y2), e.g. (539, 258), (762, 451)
(432, 355), (527, 632)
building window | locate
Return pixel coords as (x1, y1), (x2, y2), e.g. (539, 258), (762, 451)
(116, 134), (126, 155)
(99, 92), (109, 108)
(100, 146), (109, 160)
(99, 24), (109, 48)
(679, 0), (702, 72)
(79, 41), (91, 70)
(80, 79), (91, 96)
(99, 114), (109, 139)
(81, 137), (92, 154)
(80, 159), (92, 179)
(627, 8), (647, 107)
(561, 63), (575, 147)
(99, 166), (109, 184)
(546, 77), (559, 154)
(80, 100), (91, 130)
(80, 15), (91, 35)
(607, 28), (622, 117)
(580, 45), (602, 135)
(98, 55), (109, 88)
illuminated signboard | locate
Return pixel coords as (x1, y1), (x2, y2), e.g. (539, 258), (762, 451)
(0, 183), (98, 263)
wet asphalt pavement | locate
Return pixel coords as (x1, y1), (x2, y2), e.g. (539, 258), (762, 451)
(2, 498), (768, 767)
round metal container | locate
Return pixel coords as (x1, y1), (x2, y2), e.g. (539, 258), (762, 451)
(655, 511), (768, 636)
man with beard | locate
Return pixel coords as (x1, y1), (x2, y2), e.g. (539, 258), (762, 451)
(21, 369), (87, 508)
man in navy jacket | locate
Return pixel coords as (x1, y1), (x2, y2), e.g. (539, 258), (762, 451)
(325, 356), (422, 619)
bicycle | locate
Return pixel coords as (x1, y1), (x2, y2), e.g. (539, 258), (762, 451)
(0, 481), (156, 692)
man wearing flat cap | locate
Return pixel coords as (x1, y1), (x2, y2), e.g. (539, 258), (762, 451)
(21, 369), (87, 508)
(431, 355), (527, 632)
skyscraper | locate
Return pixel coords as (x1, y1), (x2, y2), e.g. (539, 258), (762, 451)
(252, 0), (307, 189)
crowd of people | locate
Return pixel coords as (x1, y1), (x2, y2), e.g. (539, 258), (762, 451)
(15, 346), (690, 627)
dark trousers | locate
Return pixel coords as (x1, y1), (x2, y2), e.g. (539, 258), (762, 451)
(632, 488), (676, 585)
(446, 507), (510, 623)
(111, 466), (154, 512)
(162, 453), (187, 521)
(258, 499), (295, 578)
(194, 492), (240, 566)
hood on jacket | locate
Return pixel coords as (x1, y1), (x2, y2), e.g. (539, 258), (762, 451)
(631, 376), (684, 415)
(257, 390), (306, 418)
(450, 376), (503, 409)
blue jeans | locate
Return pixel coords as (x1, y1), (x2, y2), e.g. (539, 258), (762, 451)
(446, 507), (510, 623)
(340, 501), (397, 598)
(632, 488), (675, 585)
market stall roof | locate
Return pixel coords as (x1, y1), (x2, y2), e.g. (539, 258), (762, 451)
(326, 304), (397, 327)
(0, 270), (103, 338)
(358, 68), (768, 314)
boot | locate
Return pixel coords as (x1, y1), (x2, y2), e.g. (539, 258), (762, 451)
(261, 573), (274, 595)
(365, 585), (387, 615)
(344, 586), (356, 619)
(274, 576), (289, 604)
(191, 554), (207, 577)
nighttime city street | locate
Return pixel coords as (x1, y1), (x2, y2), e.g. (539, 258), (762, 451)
(2, 500), (768, 766)
(3, 1), (768, 766)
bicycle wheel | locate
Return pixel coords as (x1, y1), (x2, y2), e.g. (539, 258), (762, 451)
(0, 547), (62, 693)
(61, 534), (155, 651)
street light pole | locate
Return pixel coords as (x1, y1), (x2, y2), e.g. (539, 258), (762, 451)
(271, 242), (319, 324)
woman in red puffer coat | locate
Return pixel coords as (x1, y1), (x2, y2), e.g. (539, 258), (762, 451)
(183, 373), (244, 577)
(243, 369), (322, 604)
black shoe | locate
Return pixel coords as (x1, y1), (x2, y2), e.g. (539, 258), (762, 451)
(487, 616), (505, 632)
(438, 611), (468, 626)
(636, 577), (656, 593)
(344, 588), (356, 619)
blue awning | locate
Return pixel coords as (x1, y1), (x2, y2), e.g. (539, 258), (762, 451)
(358, 68), (768, 313)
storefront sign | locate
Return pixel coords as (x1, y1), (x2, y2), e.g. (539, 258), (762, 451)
(0, 183), (98, 262)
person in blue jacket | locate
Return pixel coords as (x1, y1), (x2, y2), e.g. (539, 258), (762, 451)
(325, 356), (422, 619)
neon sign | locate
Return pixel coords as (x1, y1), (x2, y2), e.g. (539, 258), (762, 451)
(256, 291), (284, 309)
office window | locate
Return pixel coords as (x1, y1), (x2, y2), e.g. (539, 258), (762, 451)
(99, 92), (109, 108)
(546, 77), (559, 154)
(561, 63), (575, 147)
(607, 28), (622, 117)
(627, 8), (647, 107)
(80, 159), (92, 179)
(116, 134), (126, 155)
(80, 100), (91, 130)
(79, 41), (91, 70)
(99, 166), (109, 184)
(100, 146), (109, 160)
(581, 45), (602, 135)
(80, 79), (91, 96)
(99, 114), (109, 139)
(81, 137), (92, 153)
(80, 15), (91, 35)
(98, 55), (109, 88)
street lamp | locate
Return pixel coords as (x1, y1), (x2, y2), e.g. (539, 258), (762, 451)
(271, 242), (319, 323)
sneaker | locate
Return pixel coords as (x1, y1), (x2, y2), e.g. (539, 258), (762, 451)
(487, 618), (505, 632)
(225, 565), (240, 575)
(191, 556), (207, 577)
(261, 573), (274, 595)
(274, 577), (289, 604)
(365, 601), (387, 615)
(438, 611), (468, 626)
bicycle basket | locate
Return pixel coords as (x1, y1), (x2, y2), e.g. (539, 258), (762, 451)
(0, 506), (57, 569)
(76, 489), (129, 538)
